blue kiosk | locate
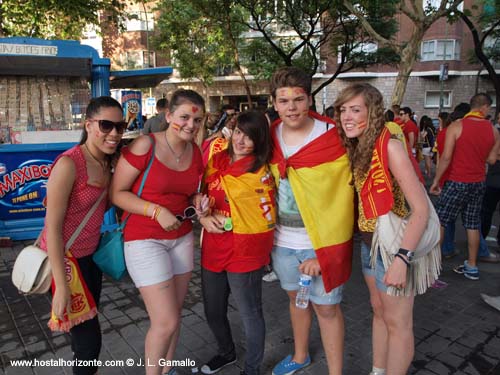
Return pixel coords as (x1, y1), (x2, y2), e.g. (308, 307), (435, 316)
(0, 37), (172, 240)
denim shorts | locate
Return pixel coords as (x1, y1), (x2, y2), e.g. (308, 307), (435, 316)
(271, 246), (343, 305)
(360, 241), (388, 293)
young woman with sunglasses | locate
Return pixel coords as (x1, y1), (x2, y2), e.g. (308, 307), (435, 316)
(199, 111), (276, 375)
(334, 84), (435, 375)
(110, 89), (207, 375)
(40, 96), (125, 375)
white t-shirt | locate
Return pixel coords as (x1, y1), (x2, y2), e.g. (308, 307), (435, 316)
(274, 118), (332, 249)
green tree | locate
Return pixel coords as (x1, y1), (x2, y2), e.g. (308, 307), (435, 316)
(230, 0), (400, 105)
(0, 0), (123, 39)
(344, 0), (464, 105)
(457, 0), (500, 117)
(153, 1), (242, 90)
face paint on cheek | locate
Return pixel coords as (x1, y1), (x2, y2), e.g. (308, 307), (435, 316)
(357, 121), (367, 130)
(171, 123), (181, 131)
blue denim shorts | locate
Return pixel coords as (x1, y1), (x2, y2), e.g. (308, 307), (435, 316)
(360, 241), (388, 293)
(271, 246), (343, 305)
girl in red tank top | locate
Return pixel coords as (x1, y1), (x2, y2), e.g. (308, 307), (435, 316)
(43, 97), (125, 374)
(111, 90), (209, 375)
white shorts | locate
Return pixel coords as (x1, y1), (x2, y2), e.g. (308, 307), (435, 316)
(124, 232), (194, 288)
(422, 147), (433, 156)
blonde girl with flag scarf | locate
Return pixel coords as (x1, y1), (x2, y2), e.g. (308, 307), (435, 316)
(334, 83), (433, 375)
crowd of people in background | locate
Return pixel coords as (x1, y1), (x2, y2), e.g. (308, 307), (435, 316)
(39, 66), (500, 375)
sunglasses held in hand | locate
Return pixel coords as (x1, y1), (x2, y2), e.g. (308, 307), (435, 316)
(90, 119), (128, 134)
(176, 206), (197, 222)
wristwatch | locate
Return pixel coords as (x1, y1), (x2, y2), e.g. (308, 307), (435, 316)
(397, 248), (414, 262)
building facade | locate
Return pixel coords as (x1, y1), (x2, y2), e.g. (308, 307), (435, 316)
(96, 0), (498, 118)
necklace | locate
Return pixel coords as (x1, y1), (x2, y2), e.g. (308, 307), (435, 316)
(164, 132), (188, 163)
(83, 144), (107, 172)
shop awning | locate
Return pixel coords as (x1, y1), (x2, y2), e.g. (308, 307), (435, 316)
(109, 67), (173, 89)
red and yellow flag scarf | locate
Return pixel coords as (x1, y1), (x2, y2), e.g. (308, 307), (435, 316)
(359, 126), (394, 220)
(48, 250), (97, 332)
(204, 151), (276, 260)
(463, 111), (485, 119)
(270, 111), (354, 292)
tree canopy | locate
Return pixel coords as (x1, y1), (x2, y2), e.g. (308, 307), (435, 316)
(344, 0), (464, 105)
(458, 0), (500, 116)
(0, 0), (123, 39)
(154, 0), (400, 105)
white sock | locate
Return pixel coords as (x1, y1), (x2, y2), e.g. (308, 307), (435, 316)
(371, 367), (386, 375)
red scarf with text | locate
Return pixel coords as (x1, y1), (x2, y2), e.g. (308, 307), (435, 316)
(360, 127), (394, 219)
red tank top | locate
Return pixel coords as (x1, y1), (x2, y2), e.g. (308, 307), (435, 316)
(448, 117), (495, 183)
(121, 136), (203, 241)
(40, 145), (108, 258)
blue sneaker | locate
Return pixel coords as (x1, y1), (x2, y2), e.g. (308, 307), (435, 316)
(272, 354), (311, 375)
(453, 261), (479, 280)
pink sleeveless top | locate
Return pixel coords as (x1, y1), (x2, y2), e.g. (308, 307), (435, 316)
(40, 145), (108, 258)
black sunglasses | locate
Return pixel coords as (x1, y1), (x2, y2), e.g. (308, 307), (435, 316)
(176, 206), (197, 222)
(399, 112), (405, 116)
(90, 119), (128, 134)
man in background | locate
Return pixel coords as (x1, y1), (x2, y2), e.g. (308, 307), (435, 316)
(143, 98), (168, 134)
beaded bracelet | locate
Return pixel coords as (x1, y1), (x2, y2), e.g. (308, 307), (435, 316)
(153, 207), (162, 221)
(151, 205), (160, 220)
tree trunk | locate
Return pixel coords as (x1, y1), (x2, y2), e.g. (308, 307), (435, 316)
(222, 9), (253, 107)
(461, 14), (500, 119)
(391, 30), (424, 105)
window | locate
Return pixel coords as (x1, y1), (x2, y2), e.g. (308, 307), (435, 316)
(423, 0), (463, 12)
(484, 35), (500, 69)
(125, 12), (154, 32)
(425, 91), (452, 108)
(421, 40), (460, 61)
(337, 42), (378, 63)
(142, 51), (155, 68)
(487, 91), (497, 108)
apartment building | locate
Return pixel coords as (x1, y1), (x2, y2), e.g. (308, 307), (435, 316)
(94, 1), (498, 117)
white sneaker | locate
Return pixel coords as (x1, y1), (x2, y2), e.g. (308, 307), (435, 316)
(481, 294), (500, 312)
(262, 271), (279, 282)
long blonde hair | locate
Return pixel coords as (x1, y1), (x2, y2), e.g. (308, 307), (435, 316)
(334, 83), (386, 175)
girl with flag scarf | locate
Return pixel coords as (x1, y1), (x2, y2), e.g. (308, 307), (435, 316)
(199, 111), (276, 375)
(41, 97), (125, 375)
(334, 83), (433, 375)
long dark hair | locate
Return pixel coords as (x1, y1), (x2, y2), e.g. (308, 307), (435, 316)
(419, 115), (433, 132)
(80, 96), (122, 144)
(228, 111), (271, 173)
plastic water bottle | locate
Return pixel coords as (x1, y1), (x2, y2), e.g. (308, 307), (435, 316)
(295, 274), (312, 309)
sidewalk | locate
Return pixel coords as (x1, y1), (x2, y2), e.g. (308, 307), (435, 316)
(1, 226), (500, 375)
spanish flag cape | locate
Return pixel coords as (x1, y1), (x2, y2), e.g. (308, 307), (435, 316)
(48, 250), (97, 332)
(204, 151), (276, 260)
(269, 111), (354, 292)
